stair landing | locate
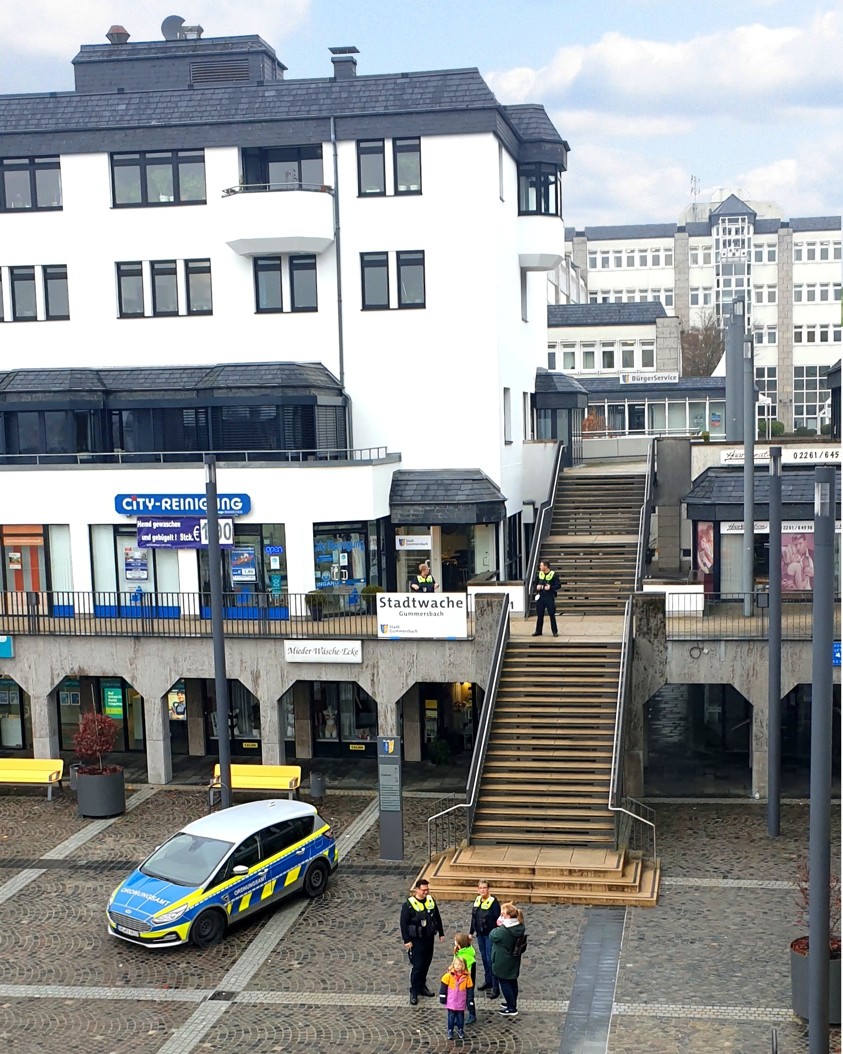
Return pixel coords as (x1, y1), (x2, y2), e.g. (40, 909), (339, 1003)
(421, 843), (661, 907)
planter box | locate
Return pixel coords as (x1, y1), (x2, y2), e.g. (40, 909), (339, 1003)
(76, 768), (126, 818)
(790, 943), (841, 1024)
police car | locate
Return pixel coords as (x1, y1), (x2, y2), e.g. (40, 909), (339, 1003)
(107, 799), (337, 948)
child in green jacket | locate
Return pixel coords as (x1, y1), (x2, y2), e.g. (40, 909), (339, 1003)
(454, 933), (477, 1024)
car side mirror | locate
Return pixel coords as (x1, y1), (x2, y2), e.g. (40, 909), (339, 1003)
(232, 864), (249, 876)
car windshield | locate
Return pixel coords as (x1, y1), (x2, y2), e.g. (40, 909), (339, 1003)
(140, 833), (234, 887)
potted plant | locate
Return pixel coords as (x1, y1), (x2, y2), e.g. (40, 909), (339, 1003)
(361, 583), (384, 614)
(306, 590), (326, 622)
(73, 710), (126, 818)
(790, 861), (841, 1023)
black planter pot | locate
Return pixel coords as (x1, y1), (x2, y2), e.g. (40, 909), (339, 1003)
(790, 942), (842, 1024)
(308, 605), (324, 622)
(76, 768), (126, 818)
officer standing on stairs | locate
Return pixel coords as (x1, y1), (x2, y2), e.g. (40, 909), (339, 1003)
(532, 559), (559, 636)
(401, 877), (445, 1004)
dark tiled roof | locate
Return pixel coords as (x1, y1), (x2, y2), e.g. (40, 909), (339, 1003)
(577, 375), (725, 397)
(683, 466), (842, 515)
(0, 69), (499, 135)
(566, 223), (676, 242)
(534, 369), (588, 395)
(754, 219), (781, 234)
(684, 222), (710, 237)
(390, 469), (505, 506)
(503, 104), (567, 145)
(547, 302), (667, 328)
(0, 361), (342, 395)
(709, 194), (755, 218)
(791, 215), (842, 232)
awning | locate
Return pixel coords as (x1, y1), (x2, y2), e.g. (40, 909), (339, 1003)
(389, 469), (507, 525)
(683, 467), (842, 522)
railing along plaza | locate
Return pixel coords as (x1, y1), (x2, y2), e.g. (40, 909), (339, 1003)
(664, 592), (841, 640)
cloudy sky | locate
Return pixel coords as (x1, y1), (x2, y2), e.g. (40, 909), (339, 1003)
(1, 0), (841, 227)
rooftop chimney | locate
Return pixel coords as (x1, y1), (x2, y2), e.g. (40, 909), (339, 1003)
(329, 45), (359, 80)
(106, 25), (130, 45)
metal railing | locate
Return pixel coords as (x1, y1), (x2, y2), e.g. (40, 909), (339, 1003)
(222, 181), (334, 196)
(608, 597), (657, 861)
(0, 446), (393, 468)
(426, 594), (509, 859)
(665, 592), (840, 640)
(0, 590), (476, 641)
(426, 794), (462, 860)
(522, 441), (565, 615)
(582, 427), (702, 440)
(634, 439), (656, 590)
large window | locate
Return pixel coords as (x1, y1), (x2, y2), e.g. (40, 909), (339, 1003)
(242, 145), (323, 188)
(393, 138), (421, 194)
(43, 265), (69, 320)
(357, 140), (385, 196)
(361, 253), (389, 309)
(518, 162), (560, 215)
(111, 150), (206, 207)
(290, 255), (317, 311)
(185, 259), (212, 315)
(10, 267), (36, 321)
(397, 251), (425, 308)
(151, 261), (178, 316)
(0, 156), (62, 211)
(794, 365), (830, 432)
(116, 262), (144, 318)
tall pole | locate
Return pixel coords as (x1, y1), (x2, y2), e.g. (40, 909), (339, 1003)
(808, 465), (835, 1053)
(205, 455), (232, 809)
(742, 336), (755, 617)
(766, 446), (782, 836)
(725, 298), (745, 441)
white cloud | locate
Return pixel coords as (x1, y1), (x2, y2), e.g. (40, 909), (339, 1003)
(0, 1), (313, 60)
(556, 108), (692, 141)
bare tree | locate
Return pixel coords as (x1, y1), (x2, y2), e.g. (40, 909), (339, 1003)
(681, 310), (725, 376)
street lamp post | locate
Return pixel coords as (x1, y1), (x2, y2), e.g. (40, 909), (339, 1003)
(204, 455), (232, 809)
(767, 446), (782, 837)
(742, 336), (755, 617)
(808, 466), (835, 1053)
(726, 299), (745, 441)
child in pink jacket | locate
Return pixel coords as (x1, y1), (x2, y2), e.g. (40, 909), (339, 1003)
(439, 956), (475, 1040)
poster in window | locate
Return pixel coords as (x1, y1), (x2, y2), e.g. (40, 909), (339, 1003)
(230, 547), (257, 583)
(696, 522), (714, 575)
(7, 552), (22, 572)
(167, 687), (187, 721)
(781, 533), (814, 592)
(101, 681), (124, 719)
(123, 547), (148, 581)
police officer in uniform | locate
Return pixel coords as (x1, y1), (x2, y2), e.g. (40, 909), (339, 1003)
(400, 877), (444, 1003)
(532, 559), (559, 636)
(469, 879), (502, 997)
(410, 562), (437, 593)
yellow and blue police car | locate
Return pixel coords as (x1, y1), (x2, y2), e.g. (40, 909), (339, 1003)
(107, 799), (337, 948)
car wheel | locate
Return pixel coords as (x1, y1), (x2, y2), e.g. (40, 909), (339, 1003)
(190, 909), (227, 949)
(303, 859), (330, 898)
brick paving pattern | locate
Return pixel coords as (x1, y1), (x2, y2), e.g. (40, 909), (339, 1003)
(0, 788), (839, 1053)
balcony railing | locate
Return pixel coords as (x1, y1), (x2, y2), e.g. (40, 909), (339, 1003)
(665, 592), (841, 641)
(0, 590), (475, 641)
(0, 446), (395, 467)
(222, 181), (334, 197)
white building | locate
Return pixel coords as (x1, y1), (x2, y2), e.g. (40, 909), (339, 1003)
(566, 190), (842, 432)
(0, 23), (569, 769)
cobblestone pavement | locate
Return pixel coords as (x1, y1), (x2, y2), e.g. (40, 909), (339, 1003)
(0, 790), (839, 1053)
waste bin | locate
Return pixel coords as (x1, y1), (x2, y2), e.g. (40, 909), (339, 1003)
(309, 772), (326, 799)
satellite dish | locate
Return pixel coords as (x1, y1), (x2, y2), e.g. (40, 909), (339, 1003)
(161, 15), (185, 40)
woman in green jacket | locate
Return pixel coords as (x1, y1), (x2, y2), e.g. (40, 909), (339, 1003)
(489, 902), (525, 1017)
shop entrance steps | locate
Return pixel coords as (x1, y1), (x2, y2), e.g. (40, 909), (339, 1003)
(420, 844), (660, 907)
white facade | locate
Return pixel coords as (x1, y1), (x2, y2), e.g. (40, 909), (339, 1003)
(566, 190), (842, 431)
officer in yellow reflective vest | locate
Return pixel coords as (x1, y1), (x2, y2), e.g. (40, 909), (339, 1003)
(532, 560), (559, 636)
(400, 877), (444, 1003)
(469, 879), (502, 997)
(410, 562), (437, 593)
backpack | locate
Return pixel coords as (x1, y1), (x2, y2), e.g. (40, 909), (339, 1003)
(511, 932), (528, 958)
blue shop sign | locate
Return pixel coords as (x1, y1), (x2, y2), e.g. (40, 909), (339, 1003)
(834, 642), (841, 667)
(115, 493), (251, 517)
(0, 636), (13, 659)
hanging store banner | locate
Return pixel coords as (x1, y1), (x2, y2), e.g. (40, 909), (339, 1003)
(376, 593), (468, 639)
(719, 447), (841, 466)
(136, 517), (234, 548)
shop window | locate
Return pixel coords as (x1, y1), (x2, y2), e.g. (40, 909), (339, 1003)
(0, 156), (61, 210)
(357, 140), (385, 195)
(313, 525), (368, 589)
(0, 678), (25, 748)
(111, 149), (206, 207)
(1, 524), (47, 592)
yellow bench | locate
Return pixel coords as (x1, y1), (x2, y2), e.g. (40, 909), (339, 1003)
(0, 758), (64, 800)
(209, 763), (302, 808)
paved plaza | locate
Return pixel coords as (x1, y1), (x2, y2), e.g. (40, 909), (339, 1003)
(0, 786), (839, 1053)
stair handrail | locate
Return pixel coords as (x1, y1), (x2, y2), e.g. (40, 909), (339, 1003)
(608, 596), (657, 860)
(426, 594), (510, 859)
(634, 439), (656, 590)
(522, 440), (565, 615)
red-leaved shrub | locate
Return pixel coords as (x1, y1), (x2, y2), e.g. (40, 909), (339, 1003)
(73, 711), (121, 775)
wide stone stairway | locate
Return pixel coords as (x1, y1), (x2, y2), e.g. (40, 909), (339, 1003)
(428, 467), (660, 906)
